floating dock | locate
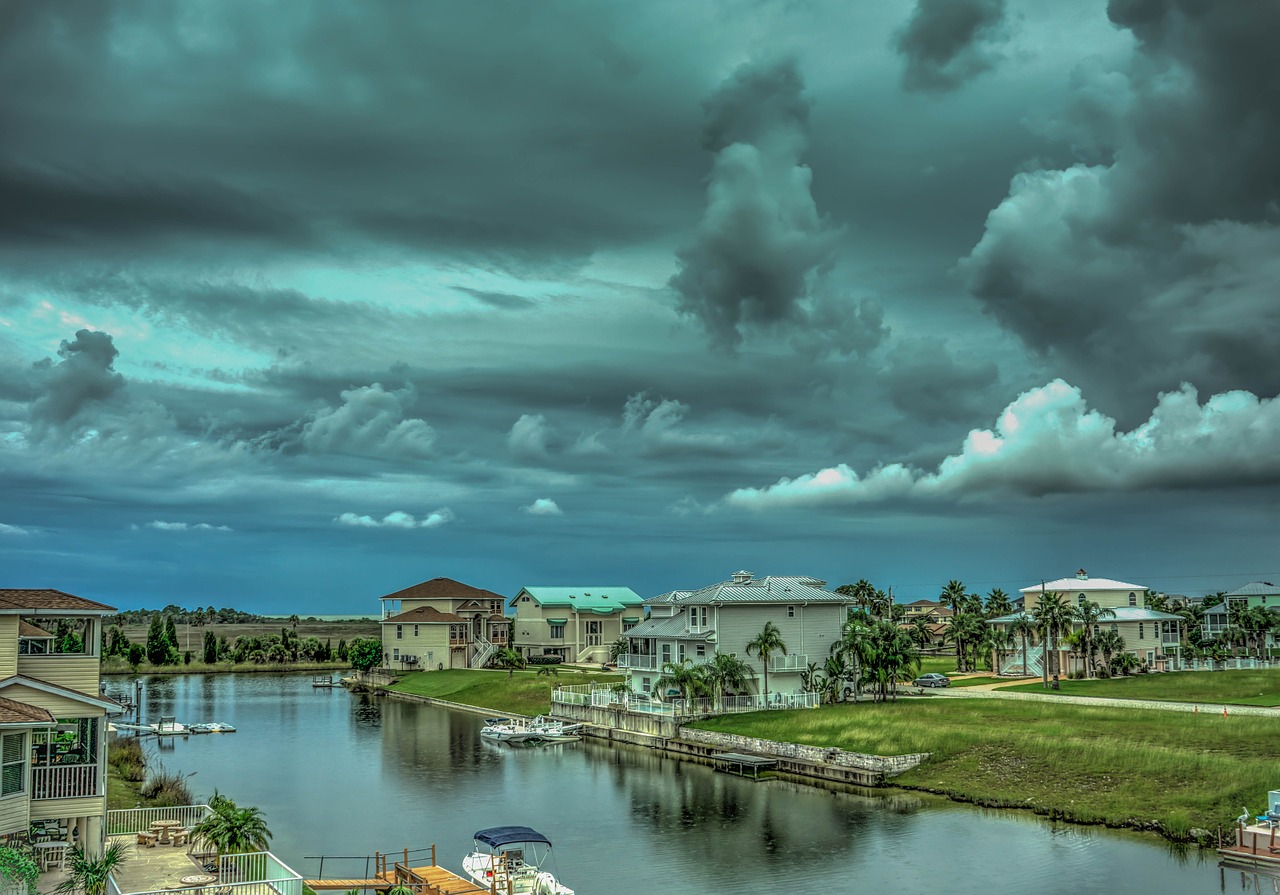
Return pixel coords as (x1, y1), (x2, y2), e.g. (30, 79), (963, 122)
(304, 847), (487, 895)
(1220, 821), (1280, 869)
(711, 752), (778, 779)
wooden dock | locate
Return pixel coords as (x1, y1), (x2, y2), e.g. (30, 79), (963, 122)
(304, 847), (489, 895)
(711, 751), (778, 779)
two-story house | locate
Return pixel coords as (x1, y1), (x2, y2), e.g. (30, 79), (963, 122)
(620, 571), (855, 699)
(379, 578), (510, 671)
(509, 587), (644, 665)
(1202, 582), (1280, 643)
(990, 570), (1183, 674)
(0, 589), (120, 854)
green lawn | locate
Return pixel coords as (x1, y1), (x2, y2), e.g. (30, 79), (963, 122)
(947, 676), (1007, 688)
(387, 668), (622, 717)
(917, 656), (962, 675)
(689, 698), (1280, 837)
(1001, 668), (1280, 706)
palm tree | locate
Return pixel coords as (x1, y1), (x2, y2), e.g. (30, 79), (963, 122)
(608, 637), (629, 665)
(1008, 615), (1037, 677)
(56, 841), (128, 895)
(822, 654), (850, 704)
(908, 615), (933, 649)
(288, 614), (300, 632)
(984, 588), (1012, 619)
(1031, 591), (1071, 688)
(191, 792), (272, 861)
(1071, 600), (1117, 678)
(492, 647), (525, 677)
(830, 616), (873, 702)
(655, 658), (707, 702)
(836, 580), (876, 617)
(868, 589), (892, 622)
(865, 620), (920, 703)
(1095, 628), (1124, 674)
(698, 652), (754, 709)
(745, 622), (787, 704)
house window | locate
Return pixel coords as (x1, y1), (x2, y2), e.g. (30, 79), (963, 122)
(396, 625), (403, 640)
(1, 733), (24, 796)
(521, 597), (529, 603)
(549, 625), (565, 640)
(1111, 623), (1118, 634)
(641, 677), (651, 694)
(393, 648), (400, 662)
(1128, 592), (1137, 606)
(623, 622), (636, 633)
(587, 621), (602, 635)
(1078, 594), (1086, 606)
(413, 625), (419, 637)
(696, 644), (706, 658)
(700, 607), (708, 628)
(787, 606), (795, 618)
(1138, 623), (1144, 640)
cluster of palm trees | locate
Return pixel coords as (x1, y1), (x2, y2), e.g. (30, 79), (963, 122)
(652, 650), (756, 709)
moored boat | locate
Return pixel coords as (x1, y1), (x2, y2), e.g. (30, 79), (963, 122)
(188, 722), (237, 734)
(462, 826), (573, 895)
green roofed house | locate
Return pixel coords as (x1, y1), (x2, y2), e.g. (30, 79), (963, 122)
(510, 586), (644, 665)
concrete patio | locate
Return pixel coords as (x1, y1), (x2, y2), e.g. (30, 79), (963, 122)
(37, 836), (215, 895)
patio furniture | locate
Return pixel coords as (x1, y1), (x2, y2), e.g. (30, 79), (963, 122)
(171, 829), (190, 847)
(33, 840), (68, 871)
(151, 819), (182, 845)
(179, 874), (216, 887)
(137, 831), (159, 848)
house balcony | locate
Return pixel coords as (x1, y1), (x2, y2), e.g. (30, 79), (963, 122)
(619, 654), (659, 671)
(33, 763), (100, 800)
(1161, 633), (1181, 645)
(768, 654), (808, 672)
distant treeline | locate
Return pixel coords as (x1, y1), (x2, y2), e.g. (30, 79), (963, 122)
(102, 616), (376, 668)
(108, 606), (358, 625)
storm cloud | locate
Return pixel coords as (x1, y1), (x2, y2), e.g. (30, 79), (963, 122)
(896, 0), (1008, 92)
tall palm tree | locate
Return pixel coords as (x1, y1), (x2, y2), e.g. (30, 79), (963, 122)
(1008, 615), (1037, 677)
(984, 588), (1013, 619)
(836, 580), (876, 617)
(868, 589), (892, 622)
(1095, 628), (1124, 674)
(940, 580), (967, 615)
(908, 615), (933, 649)
(830, 616), (873, 702)
(1031, 591), (1071, 688)
(1071, 600), (1117, 678)
(745, 622), (787, 703)
(698, 652), (754, 709)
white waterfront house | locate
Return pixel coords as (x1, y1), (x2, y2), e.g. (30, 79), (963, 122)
(619, 571), (855, 700)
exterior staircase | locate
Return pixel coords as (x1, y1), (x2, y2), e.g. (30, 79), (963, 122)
(1001, 645), (1044, 677)
(471, 634), (495, 669)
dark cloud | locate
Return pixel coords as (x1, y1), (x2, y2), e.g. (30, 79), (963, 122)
(29, 330), (125, 431)
(791, 295), (890, 359)
(961, 0), (1280, 417)
(878, 336), (1000, 422)
(669, 58), (842, 348)
(896, 0), (1007, 92)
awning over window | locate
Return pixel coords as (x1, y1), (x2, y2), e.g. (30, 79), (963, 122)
(545, 618), (568, 625)
(622, 617), (640, 623)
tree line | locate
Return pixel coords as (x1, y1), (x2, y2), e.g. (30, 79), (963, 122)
(101, 617), (383, 669)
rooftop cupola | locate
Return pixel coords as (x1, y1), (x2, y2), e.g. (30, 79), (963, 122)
(1076, 569), (1088, 580)
(731, 570), (753, 585)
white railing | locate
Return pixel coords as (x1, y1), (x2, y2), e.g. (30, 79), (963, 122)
(114, 852), (302, 895)
(471, 634), (494, 669)
(1161, 633), (1181, 644)
(106, 805), (212, 836)
(33, 764), (99, 801)
(618, 654), (658, 670)
(556, 686), (820, 716)
(768, 654), (808, 672)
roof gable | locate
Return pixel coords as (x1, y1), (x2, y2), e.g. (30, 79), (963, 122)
(379, 577), (505, 603)
(0, 675), (122, 712)
(0, 589), (116, 614)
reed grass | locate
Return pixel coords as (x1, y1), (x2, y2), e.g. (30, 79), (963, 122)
(691, 699), (1279, 838)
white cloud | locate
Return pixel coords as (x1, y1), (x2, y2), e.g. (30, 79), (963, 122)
(726, 379), (1280, 509)
(0, 523), (31, 536)
(520, 498), (563, 516)
(300, 383), (436, 459)
(568, 431), (609, 456)
(142, 521), (232, 532)
(507, 413), (551, 460)
(333, 508), (454, 529)
(621, 392), (732, 454)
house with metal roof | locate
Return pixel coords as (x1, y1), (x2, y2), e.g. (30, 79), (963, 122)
(1201, 582), (1280, 640)
(989, 570), (1183, 675)
(379, 577), (510, 670)
(0, 588), (121, 859)
(510, 586), (644, 665)
(620, 570), (856, 700)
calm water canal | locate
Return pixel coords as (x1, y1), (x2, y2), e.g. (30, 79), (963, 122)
(119, 673), (1240, 895)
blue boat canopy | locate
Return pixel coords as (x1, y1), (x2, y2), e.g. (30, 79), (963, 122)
(474, 826), (552, 849)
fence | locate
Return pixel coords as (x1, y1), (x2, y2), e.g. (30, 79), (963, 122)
(553, 686), (820, 718)
(106, 805), (212, 836)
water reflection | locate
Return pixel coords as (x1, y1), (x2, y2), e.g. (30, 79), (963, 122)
(114, 673), (1227, 895)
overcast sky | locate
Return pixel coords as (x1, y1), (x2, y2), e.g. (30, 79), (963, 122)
(3, 0), (1278, 613)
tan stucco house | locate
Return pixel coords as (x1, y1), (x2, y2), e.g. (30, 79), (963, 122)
(379, 578), (510, 671)
(510, 586), (644, 664)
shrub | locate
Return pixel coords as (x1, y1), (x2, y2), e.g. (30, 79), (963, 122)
(140, 770), (194, 806)
(0, 846), (39, 895)
(527, 655), (563, 666)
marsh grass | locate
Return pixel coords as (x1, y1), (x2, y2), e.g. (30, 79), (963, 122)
(1001, 668), (1280, 705)
(691, 700), (1280, 835)
(140, 770), (194, 807)
(388, 669), (623, 717)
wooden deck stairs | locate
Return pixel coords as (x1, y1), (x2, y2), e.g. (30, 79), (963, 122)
(304, 847), (491, 895)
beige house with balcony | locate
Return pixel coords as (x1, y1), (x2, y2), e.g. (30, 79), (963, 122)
(620, 571), (855, 699)
(509, 587), (644, 664)
(379, 577), (510, 670)
(0, 588), (120, 854)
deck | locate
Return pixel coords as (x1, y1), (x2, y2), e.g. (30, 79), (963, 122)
(1220, 822), (1280, 869)
(711, 751), (778, 779)
(303, 850), (487, 895)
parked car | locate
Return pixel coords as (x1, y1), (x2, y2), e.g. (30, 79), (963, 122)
(913, 673), (950, 688)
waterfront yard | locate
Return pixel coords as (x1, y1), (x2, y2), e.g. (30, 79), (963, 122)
(690, 698), (1280, 836)
(388, 668), (623, 716)
(1001, 668), (1280, 706)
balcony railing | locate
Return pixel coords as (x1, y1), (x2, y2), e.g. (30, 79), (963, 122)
(1161, 633), (1181, 644)
(33, 764), (99, 801)
(768, 654), (808, 672)
(618, 654), (659, 671)
(106, 805), (212, 836)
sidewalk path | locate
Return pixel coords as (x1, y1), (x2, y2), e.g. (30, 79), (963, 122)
(927, 684), (1280, 717)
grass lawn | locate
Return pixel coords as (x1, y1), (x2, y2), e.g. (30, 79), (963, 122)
(947, 676), (1007, 688)
(1002, 668), (1280, 706)
(917, 656), (962, 675)
(689, 698), (1280, 837)
(387, 668), (622, 717)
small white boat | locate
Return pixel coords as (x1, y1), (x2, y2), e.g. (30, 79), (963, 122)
(480, 716), (581, 745)
(462, 826), (573, 895)
(480, 720), (540, 744)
